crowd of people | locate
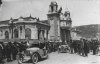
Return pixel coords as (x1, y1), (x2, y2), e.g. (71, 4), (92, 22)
(69, 39), (100, 57)
(44, 38), (100, 57)
(0, 38), (100, 64)
(0, 41), (29, 64)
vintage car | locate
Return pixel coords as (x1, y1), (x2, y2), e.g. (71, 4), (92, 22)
(22, 43), (48, 64)
(58, 45), (70, 53)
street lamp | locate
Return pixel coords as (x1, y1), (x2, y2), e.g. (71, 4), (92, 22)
(9, 17), (14, 39)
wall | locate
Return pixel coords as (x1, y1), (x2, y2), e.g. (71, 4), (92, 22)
(71, 32), (81, 40)
(25, 24), (38, 39)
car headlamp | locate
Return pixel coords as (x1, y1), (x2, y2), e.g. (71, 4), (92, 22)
(29, 51), (33, 54)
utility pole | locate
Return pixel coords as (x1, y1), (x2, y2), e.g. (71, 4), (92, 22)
(9, 17), (14, 39)
(11, 20), (14, 39)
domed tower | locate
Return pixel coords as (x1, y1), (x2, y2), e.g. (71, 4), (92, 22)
(47, 1), (61, 42)
(48, 1), (58, 13)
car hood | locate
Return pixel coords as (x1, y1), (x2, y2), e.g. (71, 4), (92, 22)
(26, 47), (40, 51)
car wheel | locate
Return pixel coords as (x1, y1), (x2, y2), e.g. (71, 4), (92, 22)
(32, 53), (39, 64)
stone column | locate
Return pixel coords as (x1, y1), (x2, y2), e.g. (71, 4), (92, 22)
(7, 27), (12, 39)
(44, 30), (47, 39)
(21, 26), (25, 39)
(46, 30), (49, 40)
(18, 27), (21, 39)
(39, 30), (43, 42)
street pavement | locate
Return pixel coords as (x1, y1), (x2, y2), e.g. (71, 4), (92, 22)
(6, 52), (100, 64)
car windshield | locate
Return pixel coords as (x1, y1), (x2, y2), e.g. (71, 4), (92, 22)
(30, 44), (39, 48)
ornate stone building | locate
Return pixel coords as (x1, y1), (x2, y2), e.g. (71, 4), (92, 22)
(0, 16), (50, 43)
(0, 1), (72, 44)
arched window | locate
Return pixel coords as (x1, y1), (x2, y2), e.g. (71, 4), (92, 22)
(38, 30), (40, 40)
(25, 28), (31, 39)
(14, 29), (18, 38)
(51, 6), (53, 12)
(5, 31), (9, 39)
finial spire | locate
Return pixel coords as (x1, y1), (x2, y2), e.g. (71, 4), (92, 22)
(10, 17), (13, 20)
(29, 14), (32, 18)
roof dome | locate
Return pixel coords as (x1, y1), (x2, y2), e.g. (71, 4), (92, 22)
(64, 8), (70, 14)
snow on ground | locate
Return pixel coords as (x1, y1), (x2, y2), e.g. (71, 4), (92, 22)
(6, 52), (100, 64)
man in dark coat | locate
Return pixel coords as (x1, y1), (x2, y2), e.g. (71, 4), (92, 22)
(0, 42), (4, 63)
(73, 40), (78, 53)
(83, 40), (89, 56)
(12, 42), (19, 60)
(5, 42), (12, 61)
(92, 40), (98, 55)
(69, 39), (74, 54)
(80, 39), (84, 56)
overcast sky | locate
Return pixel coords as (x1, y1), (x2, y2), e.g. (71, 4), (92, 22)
(0, 0), (100, 26)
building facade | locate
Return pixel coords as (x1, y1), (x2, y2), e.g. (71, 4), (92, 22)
(47, 2), (72, 44)
(0, 16), (50, 43)
(0, 1), (72, 44)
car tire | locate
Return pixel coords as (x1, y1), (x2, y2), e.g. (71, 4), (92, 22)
(32, 53), (39, 64)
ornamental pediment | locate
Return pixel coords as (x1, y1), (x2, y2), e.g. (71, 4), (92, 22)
(18, 16), (38, 21)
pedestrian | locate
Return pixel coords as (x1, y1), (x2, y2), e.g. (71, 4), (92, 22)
(77, 41), (81, 55)
(92, 40), (97, 55)
(0, 41), (4, 64)
(69, 39), (74, 54)
(83, 39), (89, 57)
(79, 38), (84, 56)
(73, 40), (78, 54)
(12, 42), (19, 60)
(5, 42), (12, 62)
(2, 42), (7, 63)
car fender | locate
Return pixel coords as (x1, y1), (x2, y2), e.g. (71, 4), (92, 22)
(26, 47), (43, 58)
